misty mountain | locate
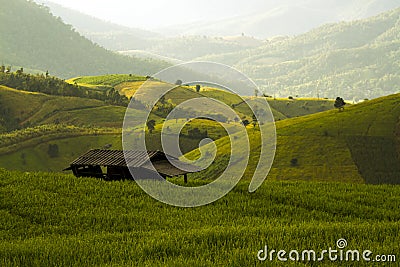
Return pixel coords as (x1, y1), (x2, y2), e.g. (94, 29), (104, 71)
(199, 7), (400, 100)
(34, 1), (265, 60)
(0, 0), (168, 78)
(159, 0), (400, 38)
(35, 0), (161, 51)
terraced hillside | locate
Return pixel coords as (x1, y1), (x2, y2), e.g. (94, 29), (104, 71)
(71, 74), (335, 119)
(2, 74), (397, 184)
(186, 93), (400, 184)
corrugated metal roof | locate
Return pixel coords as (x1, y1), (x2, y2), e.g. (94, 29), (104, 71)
(70, 149), (164, 167)
(69, 150), (200, 176)
(142, 160), (201, 177)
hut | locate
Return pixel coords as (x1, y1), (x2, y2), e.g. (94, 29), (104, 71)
(64, 149), (200, 183)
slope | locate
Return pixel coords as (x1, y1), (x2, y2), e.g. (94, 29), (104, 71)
(36, 1), (264, 60)
(0, 74), (335, 172)
(0, 0), (168, 78)
(35, 0), (161, 51)
(71, 75), (335, 119)
(199, 8), (400, 100)
(186, 93), (400, 184)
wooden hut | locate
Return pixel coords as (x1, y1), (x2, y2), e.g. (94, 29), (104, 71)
(64, 149), (200, 183)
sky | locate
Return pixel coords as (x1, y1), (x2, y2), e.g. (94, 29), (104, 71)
(40, 0), (273, 30)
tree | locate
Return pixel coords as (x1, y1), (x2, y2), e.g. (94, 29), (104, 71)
(0, 65), (5, 73)
(290, 158), (298, 167)
(195, 84), (201, 93)
(16, 68), (23, 75)
(175, 79), (183, 86)
(334, 97), (346, 111)
(254, 89), (259, 97)
(146, 119), (156, 134)
(242, 119), (250, 127)
(252, 114), (258, 129)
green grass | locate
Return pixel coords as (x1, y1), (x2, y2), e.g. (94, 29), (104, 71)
(70, 76), (335, 119)
(0, 169), (399, 266)
(1, 79), (399, 183)
(0, 134), (122, 172)
(0, 125), (120, 155)
(185, 93), (400, 184)
(68, 74), (147, 92)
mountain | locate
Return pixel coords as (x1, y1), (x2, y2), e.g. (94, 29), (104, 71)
(33, 1), (265, 60)
(123, 35), (264, 61)
(34, 0), (161, 51)
(0, 0), (168, 78)
(199, 7), (400, 100)
(159, 0), (400, 38)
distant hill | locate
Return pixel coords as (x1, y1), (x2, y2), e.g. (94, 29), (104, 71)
(160, 0), (400, 38)
(34, 1), (264, 60)
(35, 0), (161, 51)
(199, 8), (400, 100)
(134, 35), (264, 61)
(0, 0), (168, 78)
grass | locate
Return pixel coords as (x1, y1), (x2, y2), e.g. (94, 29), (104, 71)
(0, 169), (399, 266)
(68, 74), (147, 88)
(2, 92), (400, 183)
(1, 77), (400, 183)
(185, 93), (400, 184)
(0, 125), (120, 155)
(0, 134), (122, 172)
(70, 75), (336, 119)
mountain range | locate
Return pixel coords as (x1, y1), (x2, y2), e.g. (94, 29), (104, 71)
(0, 0), (168, 78)
(159, 0), (400, 38)
(204, 7), (400, 100)
(37, 0), (400, 42)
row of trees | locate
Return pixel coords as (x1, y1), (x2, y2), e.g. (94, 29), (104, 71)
(0, 70), (130, 106)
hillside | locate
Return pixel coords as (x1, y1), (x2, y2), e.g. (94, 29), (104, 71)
(0, 0), (168, 78)
(0, 73), (335, 172)
(36, 1), (264, 60)
(186, 93), (400, 184)
(35, 0), (161, 51)
(70, 75), (335, 119)
(199, 8), (400, 100)
(159, 0), (400, 38)
(2, 74), (398, 184)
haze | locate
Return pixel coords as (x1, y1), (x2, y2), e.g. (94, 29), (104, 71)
(39, 0), (274, 30)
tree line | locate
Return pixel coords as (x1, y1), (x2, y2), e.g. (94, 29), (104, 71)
(0, 68), (130, 106)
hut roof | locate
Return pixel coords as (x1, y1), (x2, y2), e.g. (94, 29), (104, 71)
(65, 149), (200, 176)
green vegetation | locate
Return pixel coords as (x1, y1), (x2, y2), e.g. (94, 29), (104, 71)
(186, 93), (400, 184)
(143, 35), (263, 61)
(200, 8), (400, 100)
(0, 73), (398, 184)
(0, 72), (131, 107)
(0, 169), (399, 266)
(68, 74), (147, 89)
(0, 135), (122, 172)
(0, 85), (128, 131)
(73, 77), (336, 119)
(0, 0), (168, 78)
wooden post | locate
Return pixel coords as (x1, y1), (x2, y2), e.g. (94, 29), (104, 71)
(184, 174), (188, 184)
